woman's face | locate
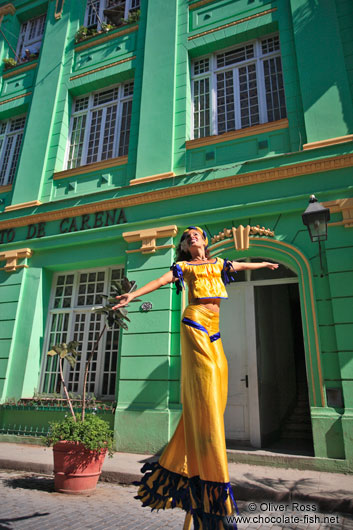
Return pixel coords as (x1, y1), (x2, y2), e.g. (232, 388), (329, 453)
(182, 229), (205, 251)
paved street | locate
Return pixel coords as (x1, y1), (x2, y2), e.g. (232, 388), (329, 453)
(0, 471), (352, 530)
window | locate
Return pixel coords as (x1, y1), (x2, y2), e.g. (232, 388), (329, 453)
(16, 14), (46, 60)
(191, 35), (286, 139)
(0, 116), (26, 187)
(85, 0), (140, 30)
(40, 267), (124, 398)
(66, 83), (133, 169)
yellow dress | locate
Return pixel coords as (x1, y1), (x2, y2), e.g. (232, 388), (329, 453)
(134, 258), (238, 529)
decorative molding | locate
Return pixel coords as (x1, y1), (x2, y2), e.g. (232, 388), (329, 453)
(123, 225), (178, 254)
(1, 153), (353, 231)
(53, 156), (128, 180)
(2, 62), (38, 79)
(0, 248), (32, 272)
(0, 184), (12, 193)
(0, 91), (32, 106)
(189, 0), (218, 10)
(303, 135), (353, 151)
(0, 3), (15, 19)
(188, 8), (277, 41)
(186, 119), (288, 150)
(5, 200), (42, 212)
(207, 235), (324, 406)
(324, 198), (353, 228)
(54, 0), (65, 19)
(130, 172), (175, 186)
(70, 56), (135, 81)
(209, 225), (275, 252)
(75, 25), (138, 52)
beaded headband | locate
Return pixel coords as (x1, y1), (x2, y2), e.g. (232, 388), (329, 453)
(181, 226), (209, 247)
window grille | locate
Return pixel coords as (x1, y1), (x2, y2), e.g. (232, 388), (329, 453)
(66, 83), (133, 169)
(40, 266), (124, 398)
(191, 35), (286, 139)
(16, 14), (46, 60)
(84, 0), (140, 29)
(0, 116), (26, 187)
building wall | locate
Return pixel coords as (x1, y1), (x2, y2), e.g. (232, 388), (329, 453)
(0, 0), (352, 465)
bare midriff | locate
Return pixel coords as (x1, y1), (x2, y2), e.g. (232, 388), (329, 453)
(190, 298), (221, 314)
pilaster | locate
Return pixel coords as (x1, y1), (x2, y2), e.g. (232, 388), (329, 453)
(289, 0), (353, 143)
(134, 0), (178, 180)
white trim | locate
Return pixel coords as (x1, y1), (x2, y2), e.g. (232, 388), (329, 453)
(40, 265), (124, 398)
(65, 82), (133, 169)
(0, 116), (26, 186)
(191, 33), (286, 139)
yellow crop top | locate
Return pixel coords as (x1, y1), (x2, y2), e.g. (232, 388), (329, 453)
(170, 258), (234, 301)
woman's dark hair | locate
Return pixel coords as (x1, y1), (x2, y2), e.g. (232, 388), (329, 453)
(175, 228), (210, 262)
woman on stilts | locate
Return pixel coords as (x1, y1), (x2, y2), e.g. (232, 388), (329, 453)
(114, 226), (278, 529)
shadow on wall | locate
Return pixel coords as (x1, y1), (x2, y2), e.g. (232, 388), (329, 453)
(125, 360), (170, 412)
(291, 0), (352, 130)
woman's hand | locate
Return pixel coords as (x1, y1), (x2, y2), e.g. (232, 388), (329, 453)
(112, 292), (134, 310)
(264, 262), (279, 270)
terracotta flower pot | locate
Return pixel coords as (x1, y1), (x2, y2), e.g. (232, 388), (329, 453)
(53, 441), (107, 494)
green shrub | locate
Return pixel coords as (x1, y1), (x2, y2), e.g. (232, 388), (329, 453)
(47, 413), (114, 456)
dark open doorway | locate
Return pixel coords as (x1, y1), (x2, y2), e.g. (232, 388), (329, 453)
(254, 282), (314, 456)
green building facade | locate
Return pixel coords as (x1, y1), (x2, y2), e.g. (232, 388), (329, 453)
(0, 0), (352, 469)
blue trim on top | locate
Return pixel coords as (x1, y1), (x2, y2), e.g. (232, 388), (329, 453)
(195, 296), (228, 299)
(186, 259), (218, 266)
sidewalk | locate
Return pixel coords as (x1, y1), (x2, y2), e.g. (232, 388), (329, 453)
(0, 442), (352, 514)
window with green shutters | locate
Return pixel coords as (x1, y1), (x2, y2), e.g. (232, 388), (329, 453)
(40, 267), (124, 399)
(191, 35), (286, 139)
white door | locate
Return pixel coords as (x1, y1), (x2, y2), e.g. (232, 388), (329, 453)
(220, 283), (254, 441)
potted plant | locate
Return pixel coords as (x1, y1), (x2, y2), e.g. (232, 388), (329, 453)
(3, 57), (18, 71)
(46, 278), (140, 494)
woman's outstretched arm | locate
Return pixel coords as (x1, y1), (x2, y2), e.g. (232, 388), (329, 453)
(229, 260), (279, 271)
(113, 270), (175, 309)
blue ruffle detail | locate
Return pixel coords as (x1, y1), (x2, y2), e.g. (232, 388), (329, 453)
(222, 259), (237, 286)
(210, 332), (221, 342)
(134, 461), (238, 529)
(170, 263), (185, 295)
(182, 317), (208, 334)
(182, 318), (221, 343)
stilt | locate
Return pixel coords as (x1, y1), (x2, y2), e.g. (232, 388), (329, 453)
(183, 511), (192, 530)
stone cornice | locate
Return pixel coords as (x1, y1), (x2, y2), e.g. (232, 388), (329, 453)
(188, 8), (277, 41)
(53, 156), (128, 180)
(324, 198), (353, 228)
(5, 200), (42, 213)
(186, 119), (288, 149)
(2, 62), (38, 79)
(123, 225), (178, 254)
(0, 91), (32, 106)
(0, 184), (12, 193)
(70, 56), (135, 81)
(189, 0), (218, 10)
(303, 135), (353, 151)
(0, 247), (32, 272)
(0, 3), (15, 18)
(0, 153), (352, 231)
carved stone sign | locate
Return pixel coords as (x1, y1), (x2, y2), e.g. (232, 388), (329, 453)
(0, 208), (127, 247)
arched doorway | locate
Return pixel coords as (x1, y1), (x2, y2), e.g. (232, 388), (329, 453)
(220, 258), (314, 455)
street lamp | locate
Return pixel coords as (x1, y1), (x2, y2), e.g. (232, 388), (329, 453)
(302, 195), (330, 275)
